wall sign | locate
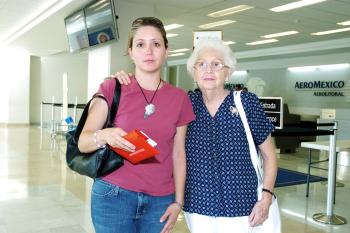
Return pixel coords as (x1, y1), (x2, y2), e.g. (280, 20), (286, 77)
(295, 80), (345, 96)
(193, 30), (222, 48)
(259, 97), (283, 129)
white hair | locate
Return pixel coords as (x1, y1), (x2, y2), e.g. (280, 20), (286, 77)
(187, 39), (237, 78)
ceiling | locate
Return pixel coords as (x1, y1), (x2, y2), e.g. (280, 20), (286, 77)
(1, 0), (350, 61)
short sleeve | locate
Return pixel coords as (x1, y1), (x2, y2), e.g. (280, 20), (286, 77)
(242, 92), (274, 145)
(176, 92), (195, 127)
(97, 78), (116, 107)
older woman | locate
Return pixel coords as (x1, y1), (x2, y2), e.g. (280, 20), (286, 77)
(113, 39), (278, 233)
(183, 39), (277, 233)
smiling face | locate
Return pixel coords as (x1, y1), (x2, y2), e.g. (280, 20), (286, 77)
(128, 26), (168, 74)
(193, 49), (230, 91)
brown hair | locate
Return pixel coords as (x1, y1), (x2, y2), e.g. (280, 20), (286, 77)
(127, 17), (168, 51)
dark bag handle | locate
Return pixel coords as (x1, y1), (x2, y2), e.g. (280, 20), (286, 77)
(108, 79), (121, 127)
(73, 79), (121, 141)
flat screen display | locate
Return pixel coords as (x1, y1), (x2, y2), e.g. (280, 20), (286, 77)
(84, 0), (117, 46)
(64, 10), (89, 52)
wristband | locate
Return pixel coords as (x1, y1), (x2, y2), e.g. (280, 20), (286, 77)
(93, 130), (106, 148)
(173, 201), (183, 209)
(262, 188), (276, 198)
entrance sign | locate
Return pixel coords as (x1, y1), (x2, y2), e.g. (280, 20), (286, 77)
(259, 97), (283, 129)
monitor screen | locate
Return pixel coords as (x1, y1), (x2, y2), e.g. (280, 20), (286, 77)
(84, 0), (118, 47)
(64, 10), (89, 52)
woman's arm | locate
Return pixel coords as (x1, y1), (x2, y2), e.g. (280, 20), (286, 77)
(259, 134), (278, 197)
(160, 125), (188, 233)
(249, 134), (278, 226)
(78, 98), (109, 152)
(172, 125), (188, 208)
(78, 97), (135, 153)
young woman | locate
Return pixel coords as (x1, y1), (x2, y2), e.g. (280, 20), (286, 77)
(78, 17), (195, 233)
(183, 39), (278, 233)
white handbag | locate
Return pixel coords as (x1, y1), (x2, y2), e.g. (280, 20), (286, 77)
(233, 91), (282, 233)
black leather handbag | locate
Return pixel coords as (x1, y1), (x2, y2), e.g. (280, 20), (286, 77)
(65, 79), (123, 178)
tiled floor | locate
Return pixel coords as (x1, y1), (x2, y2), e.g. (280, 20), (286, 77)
(0, 126), (349, 233)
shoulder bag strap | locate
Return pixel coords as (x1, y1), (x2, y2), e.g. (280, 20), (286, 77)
(233, 91), (263, 186)
(73, 94), (108, 141)
(108, 79), (121, 127)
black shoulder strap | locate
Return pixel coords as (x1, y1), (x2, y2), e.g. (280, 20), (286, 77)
(73, 94), (108, 140)
(108, 79), (121, 126)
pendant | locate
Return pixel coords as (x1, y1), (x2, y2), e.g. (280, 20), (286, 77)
(144, 103), (155, 119)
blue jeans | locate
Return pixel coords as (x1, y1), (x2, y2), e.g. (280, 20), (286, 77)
(91, 179), (174, 233)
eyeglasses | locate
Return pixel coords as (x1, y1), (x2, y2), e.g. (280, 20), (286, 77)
(193, 61), (230, 72)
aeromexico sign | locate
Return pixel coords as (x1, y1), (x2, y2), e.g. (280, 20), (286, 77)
(295, 80), (345, 96)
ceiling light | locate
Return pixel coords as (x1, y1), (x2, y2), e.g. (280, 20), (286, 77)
(170, 48), (190, 53)
(311, 27), (350, 35)
(208, 5), (254, 17)
(199, 20), (236, 29)
(233, 70), (247, 75)
(169, 53), (185, 57)
(166, 33), (178, 38)
(318, 63), (350, 70)
(270, 0), (328, 12)
(288, 66), (317, 72)
(164, 24), (183, 31)
(288, 63), (349, 72)
(246, 39), (278, 45)
(223, 41), (236, 45)
(337, 20), (350, 26)
(1, 0), (73, 47)
(261, 31), (299, 38)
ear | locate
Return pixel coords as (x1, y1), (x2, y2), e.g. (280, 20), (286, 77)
(165, 47), (169, 58)
(128, 48), (133, 59)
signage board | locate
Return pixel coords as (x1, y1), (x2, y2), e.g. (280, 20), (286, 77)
(259, 97), (283, 129)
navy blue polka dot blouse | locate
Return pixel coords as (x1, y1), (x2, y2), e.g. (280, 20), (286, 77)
(184, 90), (274, 217)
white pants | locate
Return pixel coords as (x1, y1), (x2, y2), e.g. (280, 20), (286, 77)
(184, 212), (259, 233)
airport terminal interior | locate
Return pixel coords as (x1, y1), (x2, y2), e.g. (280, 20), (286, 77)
(1, 0), (350, 232)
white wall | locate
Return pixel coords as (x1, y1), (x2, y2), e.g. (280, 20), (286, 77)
(0, 48), (30, 124)
(30, 56), (41, 124)
(177, 65), (194, 91)
(88, 46), (111, 99)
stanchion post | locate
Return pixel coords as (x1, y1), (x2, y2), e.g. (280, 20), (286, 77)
(313, 121), (347, 225)
(40, 102), (43, 129)
(51, 96), (55, 136)
(73, 96), (78, 123)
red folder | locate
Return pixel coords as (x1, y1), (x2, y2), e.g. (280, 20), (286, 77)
(110, 130), (160, 164)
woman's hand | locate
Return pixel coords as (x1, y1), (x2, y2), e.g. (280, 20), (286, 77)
(102, 127), (135, 152)
(248, 194), (272, 226)
(110, 70), (132, 85)
(159, 203), (182, 233)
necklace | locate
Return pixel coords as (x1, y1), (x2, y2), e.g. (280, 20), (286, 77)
(136, 79), (162, 119)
